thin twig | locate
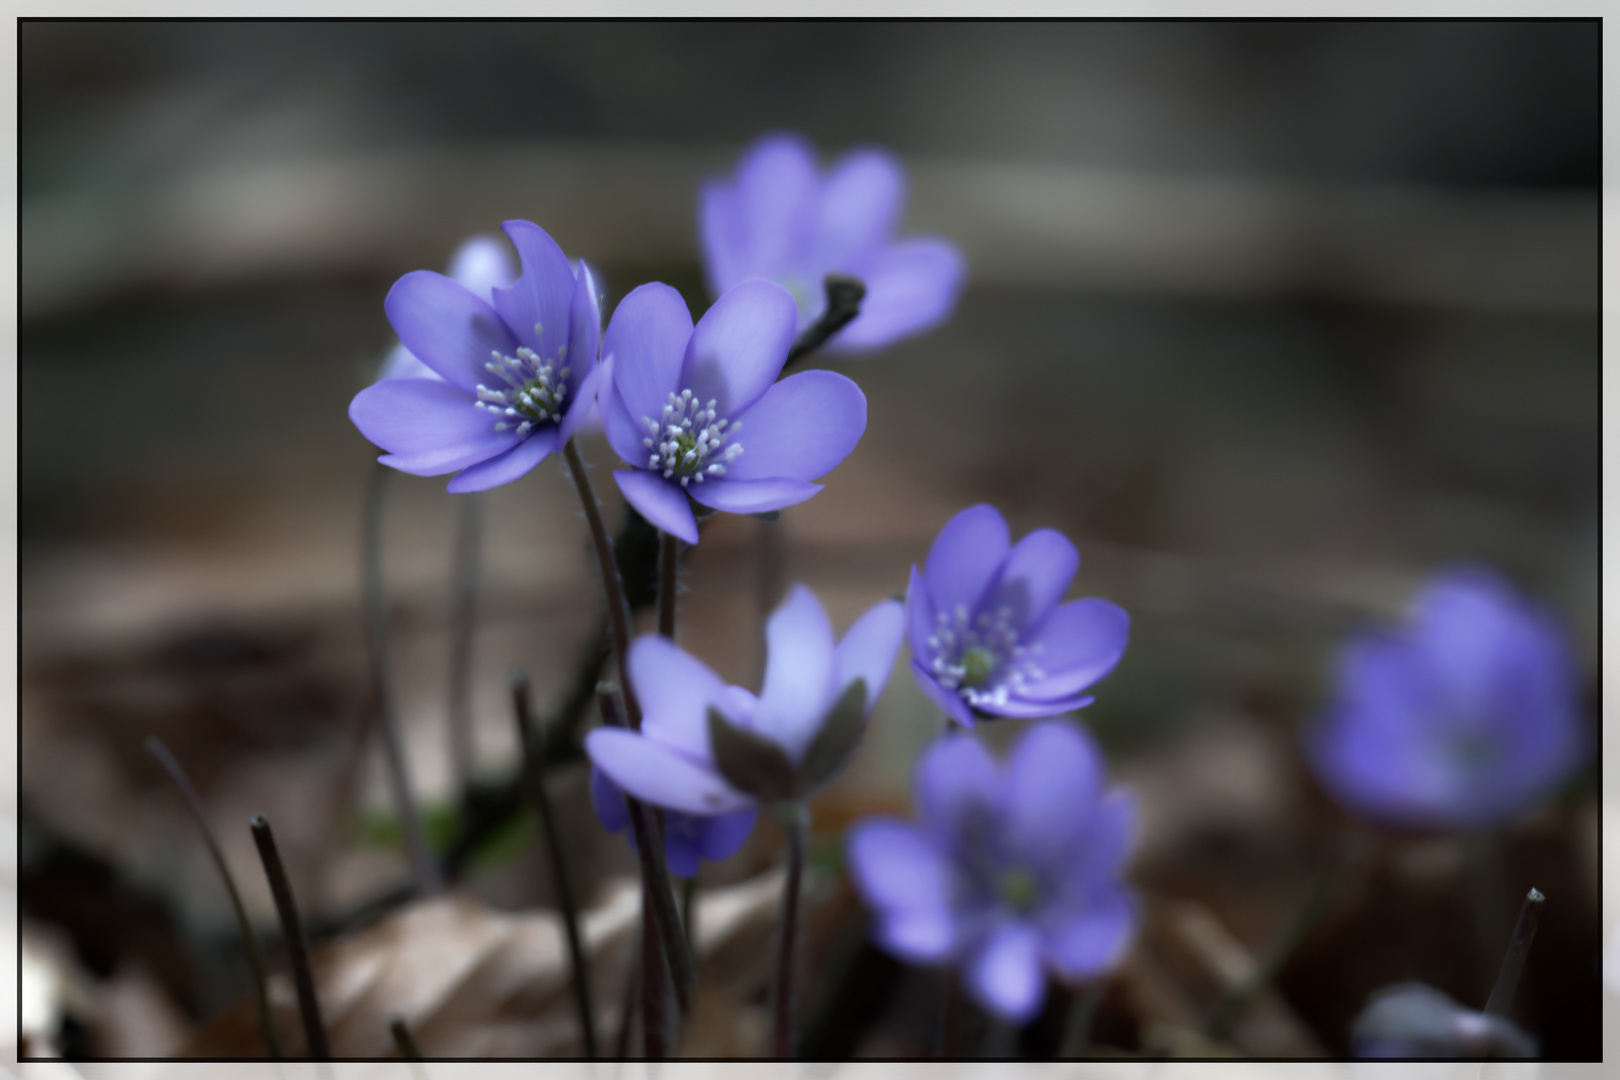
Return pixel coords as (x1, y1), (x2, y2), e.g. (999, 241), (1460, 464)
(447, 491), (485, 807)
(145, 738), (281, 1059)
(250, 815), (329, 1059)
(772, 804), (809, 1058)
(362, 462), (443, 896)
(511, 670), (598, 1058)
(1484, 887), (1545, 1018)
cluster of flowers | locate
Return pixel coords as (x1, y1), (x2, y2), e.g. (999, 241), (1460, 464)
(349, 132), (1589, 1048)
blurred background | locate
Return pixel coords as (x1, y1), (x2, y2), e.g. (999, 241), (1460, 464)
(19, 21), (1600, 1061)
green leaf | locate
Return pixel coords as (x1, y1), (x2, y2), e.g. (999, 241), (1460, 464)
(708, 706), (798, 802)
(795, 678), (868, 795)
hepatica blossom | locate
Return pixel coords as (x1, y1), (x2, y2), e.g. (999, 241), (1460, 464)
(700, 132), (966, 352)
(847, 722), (1137, 1022)
(589, 765), (756, 878)
(375, 234), (517, 381)
(907, 505), (1130, 726)
(585, 585), (904, 813)
(349, 220), (602, 492)
(1306, 566), (1588, 830)
(601, 279), (866, 543)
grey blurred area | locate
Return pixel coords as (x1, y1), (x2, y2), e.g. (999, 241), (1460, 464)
(19, 21), (1599, 1059)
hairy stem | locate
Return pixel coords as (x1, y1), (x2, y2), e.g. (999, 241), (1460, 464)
(447, 490), (485, 806)
(250, 815), (329, 1059)
(362, 463), (443, 896)
(146, 738), (281, 1059)
(512, 671), (598, 1058)
(772, 803), (809, 1058)
(562, 439), (641, 726)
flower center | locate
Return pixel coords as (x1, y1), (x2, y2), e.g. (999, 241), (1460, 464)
(642, 389), (744, 488)
(926, 604), (1046, 709)
(997, 867), (1040, 913)
(475, 328), (570, 437)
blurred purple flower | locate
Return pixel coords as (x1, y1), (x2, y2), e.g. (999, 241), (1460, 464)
(600, 279), (866, 543)
(589, 765), (756, 879)
(375, 235), (517, 382)
(349, 220), (604, 493)
(906, 505), (1130, 727)
(585, 585), (904, 813)
(846, 722), (1137, 1023)
(1351, 982), (1535, 1058)
(1306, 567), (1588, 830)
(700, 132), (966, 353)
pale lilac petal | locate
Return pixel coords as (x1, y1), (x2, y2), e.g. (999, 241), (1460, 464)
(604, 282), (693, 429)
(847, 820), (957, 962)
(688, 477), (823, 515)
(914, 732), (999, 843)
(983, 528), (1079, 632)
(723, 370), (867, 482)
(1040, 886), (1135, 981)
(909, 659), (976, 728)
(965, 921), (1046, 1022)
(557, 357), (604, 447)
(698, 180), (747, 296)
(830, 237), (967, 353)
(981, 691), (1095, 720)
(877, 909), (959, 963)
(614, 470), (699, 544)
(1001, 721), (1104, 866)
(813, 148), (905, 269)
(662, 819), (705, 878)
(590, 765), (631, 834)
(384, 270), (519, 391)
(732, 133), (819, 278)
(376, 343), (439, 382)
(904, 565), (937, 658)
(1064, 790), (1136, 889)
(349, 377), (510, 460)
(585, 729), (750, 816)
(446, 233), (518, 305)
(603, 383), (652, 467)
(1017, 600), (1131, 701)
(446, 429), (557, 493)
(756, 584), (837, 761)
(377, 443), (513, 476)
(491, 220), (577, 357)
(924, 505), (1010, 624)
(681, 278), (799, 417)
(565, 260), (603, 402)
(694, 806), (758, 864)
(834, 599), (906, 710)
(628, 634), (730, 760)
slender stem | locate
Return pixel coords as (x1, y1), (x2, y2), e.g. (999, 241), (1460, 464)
(614, 940), (641, 1059)
(772, 803), (809, 1059)
(680, 875), (697, 959)
(640, 896), (669, 1059)
(658, 529), (679, 639)
(511, 671), (598, 1058)
(447, 491), (485, 806)
(388, 1014), (422, 1059)
(782, 274), (866, 370)
(1484, 887), (1545, 1018)
(562, 439), (641, 726)
(936, 971), (960, 1059)
(1205, 839), (1353, 1042)
(362, 463), (443, 896)
(597, 690), (698, 1013)
(250, 815), (330, 1060)
(1059, 980), (1105, 1058)
(145, 738), (282, 1059)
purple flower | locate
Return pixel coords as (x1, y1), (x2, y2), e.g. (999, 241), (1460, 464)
(589, 765), (757, 879)
(599, 279), (867, 543)
(585, 585), (904, 813)
(700, 133), (966, 353)
(906, 505), (1130, 726)
(375, 234), (517, 382)
(349, 220), (604, 493)
(1351, 982), (1535, 1058)
(1306, 566), (1589, 830)
(846, 722), (1137, 1023)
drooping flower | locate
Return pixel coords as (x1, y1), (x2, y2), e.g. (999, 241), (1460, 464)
(585, 585), (904, 814)
(349, 220), (603, 493)
(699, 132), (966, 353)
(1350, 982), (1536, 1058)
(589, 765), (757, 879)
(846, 722), (1137, 1023)
(599, 279), (866, 543)
(375, 234), (517, 382)
(1305, 566), (1589, 830)
(906, 505), (1130, 726)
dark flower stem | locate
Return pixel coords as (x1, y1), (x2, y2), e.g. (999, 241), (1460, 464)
(640, 891), (670, 1059)
(680, 875), (697, 958)
(1484, 887), (1545, 1018)
(658, 529), (680, 639)
(1205, 839), (1355, 1042)
(362, 463), (443, 897)
(249, 815), (329, 1060)
(145, 738), (282, 1060)
(562, 439), (641, 725)
(1059, 980), (1106, 1058)
(614, 945), (641, 1058)
(772, 802), (810, 1058)
(596, 691), (697, 1014)
(511, 671), (598, 1058)
(447, 491), (485, 807)
(936, 972), (960, 1058)
(388, 1014), (422, 1059)
(782, 274), (866, 372)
